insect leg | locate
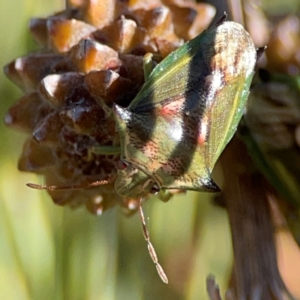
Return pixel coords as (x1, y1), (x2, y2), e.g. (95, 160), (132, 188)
(89, 146), (121, 155)
(27, 178), (114, 191)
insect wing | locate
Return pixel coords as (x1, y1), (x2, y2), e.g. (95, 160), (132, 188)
(114, 21), (256, 193)
(204, 21), (256, 168)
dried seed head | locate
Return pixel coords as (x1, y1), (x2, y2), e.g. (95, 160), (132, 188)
(245, 76), (300, 150)
(265, 15), (300, 76)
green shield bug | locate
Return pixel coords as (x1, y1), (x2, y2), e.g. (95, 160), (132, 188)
(28, 14), (258, 284)
(113, 15), (257, 199)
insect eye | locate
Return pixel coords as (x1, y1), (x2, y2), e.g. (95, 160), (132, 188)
(150, 185), (160, 194)
(116, 159), (128, 170)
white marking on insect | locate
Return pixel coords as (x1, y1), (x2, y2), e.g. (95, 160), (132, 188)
(198, 116), (208, 145)
(205, 70), (223, 106)
(168, 122), (183, 142)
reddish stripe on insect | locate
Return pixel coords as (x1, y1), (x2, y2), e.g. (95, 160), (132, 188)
(158, 96), (186, 119)
(198, 115), (208, 145)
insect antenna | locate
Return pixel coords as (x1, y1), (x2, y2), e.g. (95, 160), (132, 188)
(27, 178), (114, 191)
(138, 199), (168, 284)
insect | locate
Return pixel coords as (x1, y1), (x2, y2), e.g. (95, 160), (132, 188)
(28, 14), (258, 284)
(113, 15), (257, 199)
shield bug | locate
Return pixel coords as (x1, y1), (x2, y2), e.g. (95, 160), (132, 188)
(28, 14), (257, 284)
(113, 15), (257, 199)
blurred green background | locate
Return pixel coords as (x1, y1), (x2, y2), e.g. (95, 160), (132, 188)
(0, 1), (233, 299)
